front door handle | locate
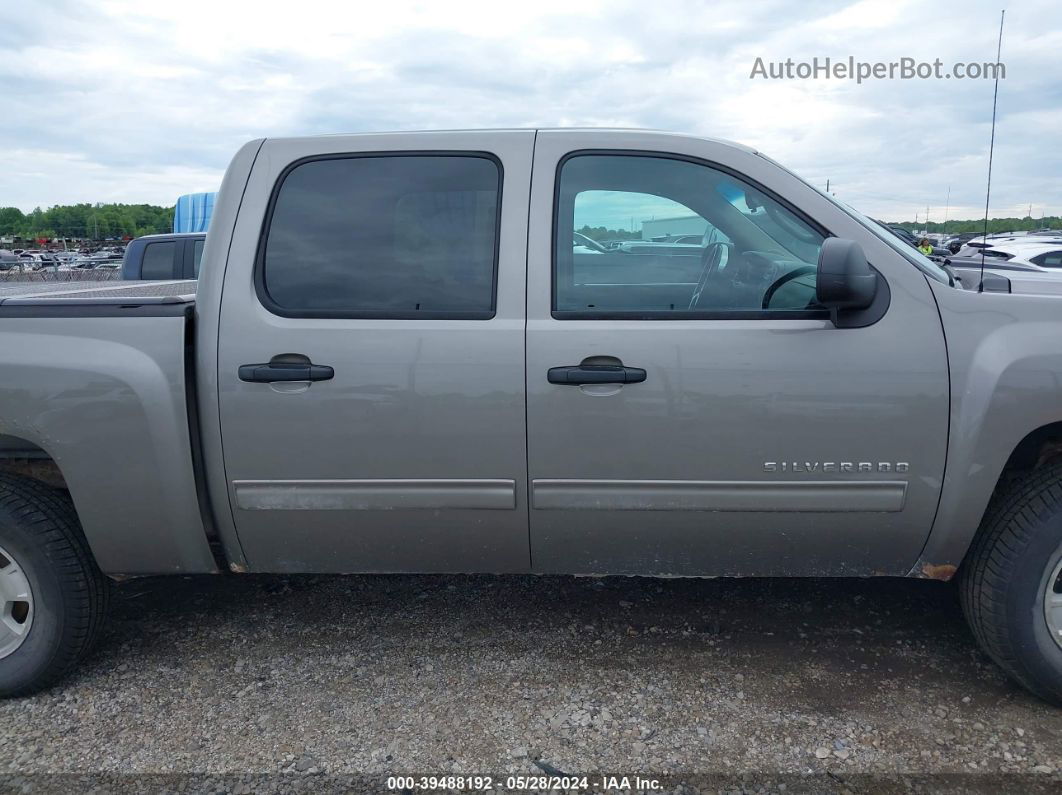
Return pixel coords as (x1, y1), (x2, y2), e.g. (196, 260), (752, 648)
(238, 362), (334, 383)
(547, 364), (646, 385)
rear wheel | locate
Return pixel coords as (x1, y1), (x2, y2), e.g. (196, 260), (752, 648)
(0, 474), (108, 697)
(960, 463), (1062, 704)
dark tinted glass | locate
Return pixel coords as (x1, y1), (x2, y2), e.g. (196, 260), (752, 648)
(142, 241), (176, 279)
(193, 239), (205, 277)
(262, 155), (500, 317)
(1032, 251), (1062, 268)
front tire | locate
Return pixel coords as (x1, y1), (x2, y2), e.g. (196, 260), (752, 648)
(0, 474), (108, 697)
(960, 463), (1062, 705)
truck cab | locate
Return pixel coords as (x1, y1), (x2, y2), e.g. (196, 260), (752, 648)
(202, 130), (945, 578)
(121, 232), (206, 280)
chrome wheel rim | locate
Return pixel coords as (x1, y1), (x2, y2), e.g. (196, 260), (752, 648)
(1046, 556), (1062, 652)
(0, 542), (33, 659)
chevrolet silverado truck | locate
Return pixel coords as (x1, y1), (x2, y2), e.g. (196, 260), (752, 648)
(2, 129), (1062, 704)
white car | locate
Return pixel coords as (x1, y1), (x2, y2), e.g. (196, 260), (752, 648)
(572, 232), (606, 255)
(971, 241), (1062, 271)
(947, 241), (1062, 295)
(955, 233), (1062, 259)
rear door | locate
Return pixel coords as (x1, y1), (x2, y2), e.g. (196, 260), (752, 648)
(217, 131), (533, 573)
(525, 130), (950, 577)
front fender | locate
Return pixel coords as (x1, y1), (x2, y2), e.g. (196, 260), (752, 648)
(915, 281), (1062, 577)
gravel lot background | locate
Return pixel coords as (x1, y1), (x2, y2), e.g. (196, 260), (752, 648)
(2, 573), (1061, 793)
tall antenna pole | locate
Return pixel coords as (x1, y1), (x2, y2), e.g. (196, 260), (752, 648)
(979, 9), (1006, 292)
(943, 185), (951, 236)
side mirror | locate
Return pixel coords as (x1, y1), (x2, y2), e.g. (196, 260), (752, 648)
(816, 238), (877, 315)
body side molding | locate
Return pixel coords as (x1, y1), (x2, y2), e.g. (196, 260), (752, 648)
(234, 479), (518, 511)
(532, 480), (907, 512)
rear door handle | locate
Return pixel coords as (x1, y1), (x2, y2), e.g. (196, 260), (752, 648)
(547, 364), (646, 385)
(238, 363), (335, 383)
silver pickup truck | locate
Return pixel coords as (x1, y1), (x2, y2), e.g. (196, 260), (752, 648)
(2, 129), (1061, 704)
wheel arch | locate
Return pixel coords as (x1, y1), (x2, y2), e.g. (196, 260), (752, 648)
(915, 420), (1062, 581)
(0, 434), (68, 490)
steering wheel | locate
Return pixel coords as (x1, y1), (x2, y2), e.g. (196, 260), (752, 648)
(761, 265), (817, 310)
(688, 242), (733, 309)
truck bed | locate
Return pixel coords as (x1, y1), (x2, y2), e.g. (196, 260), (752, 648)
(0, 279), (196, 306)
(0, 278), (215, 573)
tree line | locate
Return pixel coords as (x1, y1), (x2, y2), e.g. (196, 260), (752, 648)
(577, 225), (643, 241)
(0, 204), (173, 241)
(893, 216), (1061, 235)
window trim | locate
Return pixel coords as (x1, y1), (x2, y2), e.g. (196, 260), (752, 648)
(551, 149), (833, 321)
(188, 236), (206, 279)
(254, 151), (504, 320)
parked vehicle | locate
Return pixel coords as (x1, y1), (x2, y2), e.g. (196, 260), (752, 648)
(572, 232), (606, 255)
(945, 232), (980, 254)
(2, 130), (1062, 703)
(955, 232), (1062, 258)
(973, 241), (1062, 269)
(0, 251), (18, 271)
(613, 240), (702, 257)
(122, 232), (206, 280)
(71, 252), (124, 269)
(944, 242), (1062, 292)
(876, 221), (951, 257)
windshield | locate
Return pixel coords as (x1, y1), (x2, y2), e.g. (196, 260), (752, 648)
(714, 178), (822, 264)
(755, 153), (953, 286)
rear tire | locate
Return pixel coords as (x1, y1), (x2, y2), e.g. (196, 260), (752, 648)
(0, 474), (109, 697)
(960, 463), (1062, 705)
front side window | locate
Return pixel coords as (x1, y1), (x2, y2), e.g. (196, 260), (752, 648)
(554, 154), (826, 317)
(261, 154), (500, 318)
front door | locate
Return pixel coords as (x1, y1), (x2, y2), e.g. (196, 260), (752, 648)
(218, 132), (533, 573)
(525, 131), (950, 576)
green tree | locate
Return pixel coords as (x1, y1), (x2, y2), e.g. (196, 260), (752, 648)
(0, 207), (26, 236)
(4, 202), (175, 241)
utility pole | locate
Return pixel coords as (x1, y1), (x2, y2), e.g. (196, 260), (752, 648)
(826, 179), (830, 193)
(943, 186), (951, 236)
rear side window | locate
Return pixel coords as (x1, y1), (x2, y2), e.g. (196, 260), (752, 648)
(141, 241), (176, 279)
(259, 154), (501, 318)
(1032, 251), (1062, 268)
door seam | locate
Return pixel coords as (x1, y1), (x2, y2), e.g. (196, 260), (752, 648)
(524, 129), (539, 571)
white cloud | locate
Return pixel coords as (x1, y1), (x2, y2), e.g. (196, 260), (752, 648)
(0, 0), (1058, 221)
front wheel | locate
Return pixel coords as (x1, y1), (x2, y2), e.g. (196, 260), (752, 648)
(960, 463), (1062, 705)
(0, 474), (109, 697)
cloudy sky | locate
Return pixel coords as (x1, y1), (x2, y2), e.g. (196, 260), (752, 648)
(1, 0), (1058, 222)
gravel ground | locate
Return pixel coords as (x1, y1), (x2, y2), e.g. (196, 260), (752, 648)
(2, 573), (1061, 793)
